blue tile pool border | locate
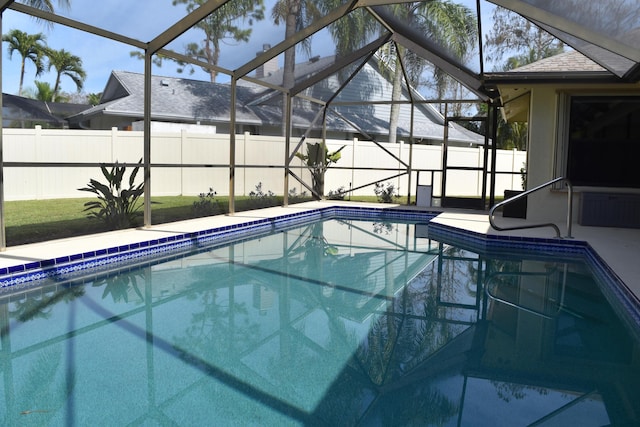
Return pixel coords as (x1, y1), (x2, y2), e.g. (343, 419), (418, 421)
(0, 205), (638, 338)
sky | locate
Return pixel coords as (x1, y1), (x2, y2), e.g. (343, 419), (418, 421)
(1, 0), (493, 98)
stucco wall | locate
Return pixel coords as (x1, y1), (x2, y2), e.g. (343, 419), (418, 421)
(525, 87), (570, 222)
(521, 83), (640, 224)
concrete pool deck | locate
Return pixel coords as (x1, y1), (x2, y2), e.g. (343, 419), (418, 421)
(0, 200), (639, 303)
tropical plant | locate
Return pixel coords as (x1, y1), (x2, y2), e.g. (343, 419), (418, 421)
(94, 272), (144, 303)
(2, 29), (47, 95)
(372, 221), (394, 235)
(45, 48), (86, 97)
(78, 159), (144, 229)
(295, 142), (345, 199)
(9, 286), (84, 322)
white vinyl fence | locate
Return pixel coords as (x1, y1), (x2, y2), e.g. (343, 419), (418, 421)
(2, 127), (526, 202)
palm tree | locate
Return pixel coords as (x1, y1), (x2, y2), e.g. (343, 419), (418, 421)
(22, 0), (70, 13)
(172, 0), (265, 83)
(87, 92), (102, 106)
(271, 2), (321, 85)
(2, 29), (47, 95)
(271, 0), (320, 135)
(320, 1), (477, 142)
(45, 48), (86, 97)
(383, 1), (477, 141)
(33, 80), (56, 101)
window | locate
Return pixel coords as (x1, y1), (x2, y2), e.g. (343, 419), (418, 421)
(565, 96), (640, 188)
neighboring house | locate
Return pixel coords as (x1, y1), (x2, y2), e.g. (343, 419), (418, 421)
(2, 93), (89, 128)
(490, 50), (640, 225)
(67, 56), (484, 146)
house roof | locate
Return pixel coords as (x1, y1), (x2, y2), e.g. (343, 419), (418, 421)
(494, 50), (623, 122)
(509, 51), (607, 73)
(2, 93), (89, 127)
(6, 0), (640, 105)
(68, 59), (485, 145)
(485, 50), (616, 86)
(71, 71), (264, 126)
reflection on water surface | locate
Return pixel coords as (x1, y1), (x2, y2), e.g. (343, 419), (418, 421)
(1, 219), (638, 425)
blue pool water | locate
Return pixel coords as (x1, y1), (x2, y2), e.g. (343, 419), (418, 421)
(0, 213), (639, 426)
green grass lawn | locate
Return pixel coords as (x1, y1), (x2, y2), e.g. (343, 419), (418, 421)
(3, 194), (387, 246)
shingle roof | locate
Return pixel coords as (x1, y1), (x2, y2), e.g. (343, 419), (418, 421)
(69, 63), (484, 145)
(510, 50), (607, 73)
(3, 93), (88, 126)
(93, 71), (263, 124)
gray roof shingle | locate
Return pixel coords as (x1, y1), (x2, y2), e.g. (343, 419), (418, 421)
(69, 61), (484, 145)
(510, 50), (607, 73)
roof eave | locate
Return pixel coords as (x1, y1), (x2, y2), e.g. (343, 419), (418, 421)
(483, 71), (621, 86)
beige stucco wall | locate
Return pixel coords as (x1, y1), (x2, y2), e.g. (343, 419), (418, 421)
(510, 83), (640, 224)
(525, 87), (568, 223)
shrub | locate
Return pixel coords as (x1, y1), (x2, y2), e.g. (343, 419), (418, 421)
(520, 163), (527, 190)
(192, 188), (221, 217)
(374, 182), (399, 203)
(249, 182), (277, 208)
(288, 187), (309, 203)
(373, 221), (394, 235)
(327, 186), (346, 200)
(78, 159), (144, 229)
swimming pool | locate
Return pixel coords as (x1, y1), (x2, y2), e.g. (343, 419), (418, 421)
(1, 207), (639, 425)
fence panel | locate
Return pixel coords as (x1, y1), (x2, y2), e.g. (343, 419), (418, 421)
(1, 127), (526, 201)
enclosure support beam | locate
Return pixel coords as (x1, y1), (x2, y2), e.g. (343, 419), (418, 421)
(143, 51), (152, 228)
(283, 93), (292, 206)
(441, 104), (449, 202)
(407, 103), (415, 205)
(229, 77), (237, 214)
(0, 15), (5, 250)
(489, 103), (498, 206)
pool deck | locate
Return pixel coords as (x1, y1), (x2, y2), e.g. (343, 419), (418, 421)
(0, 201), (639, 302)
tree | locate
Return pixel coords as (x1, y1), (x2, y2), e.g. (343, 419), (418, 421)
(2, 29), (47, 95)
(295, 142), (344, 199)
(484, 7), (564, 159)
(271, 0), (321, 135)
(485, 6), (564, 70)
(2, 1), (72, 97)
(321, 1), (477, 142)
(271, 0), (320, 90)
(21, 0), (70, 14)
(87, 93), (102, 106)
(45, 48), (86, 97)
(33, 80), (56, 101)
(141, 0), (265, 83)
(382, 2), (477, 140)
